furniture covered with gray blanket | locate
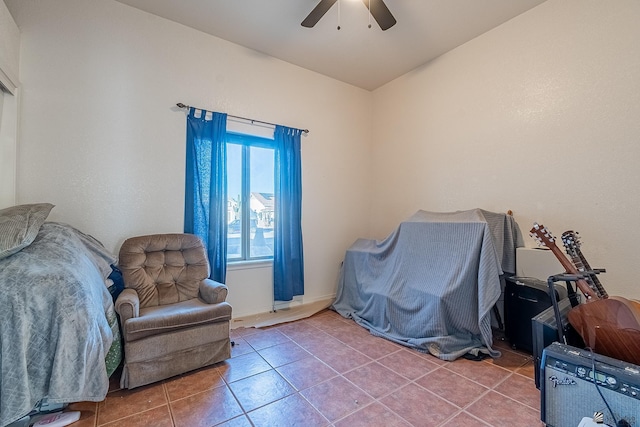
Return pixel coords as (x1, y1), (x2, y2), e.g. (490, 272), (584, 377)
(115, 233), (232, 389)
(0, 204), (122, 427)
(333, 209), (523, 361)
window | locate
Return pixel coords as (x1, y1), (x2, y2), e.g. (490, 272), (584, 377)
(184, 109), (303, 295)
(226, 131), (275, 262)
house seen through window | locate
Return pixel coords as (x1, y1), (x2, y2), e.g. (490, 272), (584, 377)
(226, 131), (275, 261)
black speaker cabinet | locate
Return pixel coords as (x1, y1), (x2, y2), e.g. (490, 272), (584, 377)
(541, 342), (640, 427)
(504, 276), (567, 353)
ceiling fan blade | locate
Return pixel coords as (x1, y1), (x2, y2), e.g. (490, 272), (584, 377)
(301, 0), (339, 28)
(362, 0), (397, 31)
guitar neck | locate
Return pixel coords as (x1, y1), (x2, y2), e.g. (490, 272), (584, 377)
(567, 251), (607, 299)
(530, 223), (599, 301)
(562, 230), (609, 300)
(547, 244), (599, 300)
(576, 250), (609, 299)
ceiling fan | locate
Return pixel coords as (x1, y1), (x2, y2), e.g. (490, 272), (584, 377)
(302, 0), (397, 31)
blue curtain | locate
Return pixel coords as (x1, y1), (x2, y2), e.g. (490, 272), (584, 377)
(273, 126), (304, 301)
(184, 109), (228, 283)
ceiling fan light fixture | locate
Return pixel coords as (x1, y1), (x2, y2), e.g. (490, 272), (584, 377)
(301, 0), (396, 31)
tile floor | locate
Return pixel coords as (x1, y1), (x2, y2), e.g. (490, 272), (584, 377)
(67, 309), (544, 427)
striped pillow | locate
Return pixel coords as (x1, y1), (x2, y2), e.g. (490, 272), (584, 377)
(0, 203), (54, 260)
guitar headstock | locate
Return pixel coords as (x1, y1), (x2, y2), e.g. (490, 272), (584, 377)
(529, 222), (556, 248)
(530, 223), (599, 300)
(561, 230), (581, 257)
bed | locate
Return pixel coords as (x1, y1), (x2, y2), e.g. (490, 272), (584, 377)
(333, 208), (523, 361)
(0, 204), (122, 427)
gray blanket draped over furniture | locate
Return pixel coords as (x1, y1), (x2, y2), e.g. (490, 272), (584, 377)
(0, 222), (122, 427)
(333, 209), (523, 361)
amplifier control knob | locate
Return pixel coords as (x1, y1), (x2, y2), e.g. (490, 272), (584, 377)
(606, 377), (617, 386)
(577, 367), (587, 377)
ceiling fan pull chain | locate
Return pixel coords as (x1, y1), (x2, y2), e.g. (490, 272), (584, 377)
(368, 0), (372, 28)
(337, 0), (341, 30)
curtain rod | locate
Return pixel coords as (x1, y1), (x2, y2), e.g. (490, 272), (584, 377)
(176, 103), (309, 135)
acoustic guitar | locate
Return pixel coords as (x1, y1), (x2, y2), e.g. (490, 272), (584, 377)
(529, 223), (598, 300)
(530, 223), (640, 365)
(561, 230), (608, 299)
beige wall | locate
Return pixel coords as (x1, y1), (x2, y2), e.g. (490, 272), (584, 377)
(7, 0), (372, 317)
(0, 90), (18, 209)
(0, 0), (19, 93)
(0, 0), (19, 208)
(371, 0), (640, 299)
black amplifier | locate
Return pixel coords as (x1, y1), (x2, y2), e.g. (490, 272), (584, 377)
(532, 297), (584, 389)
(541, 342), (640, 427)
(504, 276), (568, 353)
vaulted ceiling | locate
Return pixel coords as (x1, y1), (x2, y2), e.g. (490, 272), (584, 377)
(115, 0), (546, 91)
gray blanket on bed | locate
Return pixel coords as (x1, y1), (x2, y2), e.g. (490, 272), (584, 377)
(0, 222), (119, 427)
(333, 209), (523, 360)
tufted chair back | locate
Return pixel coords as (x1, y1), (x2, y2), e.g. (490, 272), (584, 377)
(118, 233), (210, 309)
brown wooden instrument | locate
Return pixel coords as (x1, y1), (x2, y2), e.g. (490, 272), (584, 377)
(530, 223), (640, 365)
(561, 230), (608, 299)
(529, 223), (598, 300)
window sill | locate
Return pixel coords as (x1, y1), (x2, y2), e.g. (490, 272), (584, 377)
(227, 259), (273, 271)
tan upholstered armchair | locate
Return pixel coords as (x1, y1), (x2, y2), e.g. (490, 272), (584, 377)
(114, 233), (232, 389)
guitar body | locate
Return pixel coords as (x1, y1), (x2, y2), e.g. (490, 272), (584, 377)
(567, 296), (640, 365)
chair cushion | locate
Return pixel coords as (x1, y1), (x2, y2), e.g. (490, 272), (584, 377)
(119, 234), (210, 308)
(123, 298), (232, 342)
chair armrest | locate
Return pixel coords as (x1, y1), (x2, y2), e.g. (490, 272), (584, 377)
(199, 279), (228, 304)
(115, 288), (140, 322)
